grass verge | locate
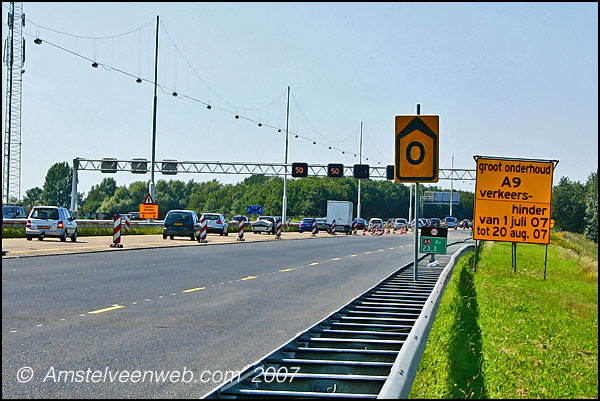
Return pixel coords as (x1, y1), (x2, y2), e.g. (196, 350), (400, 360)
(410, 233), (598, 399)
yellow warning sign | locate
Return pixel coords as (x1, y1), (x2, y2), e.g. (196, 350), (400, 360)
(474, 157), (555, 244)
(395, 115), (439, 182)
(139, 204), (159, 219)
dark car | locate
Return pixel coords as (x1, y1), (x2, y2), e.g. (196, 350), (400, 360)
(315, 218), (331, 233)
(229, 215), (249, 225)
(430, 218), (442, 227)
(163, 210), (201, 240)
(299, 217), (316, 233)
(352, 218), (367, 230)
(128, 211), (142, 220)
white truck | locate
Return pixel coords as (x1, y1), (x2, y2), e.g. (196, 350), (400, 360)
(326, 200), (354, 234)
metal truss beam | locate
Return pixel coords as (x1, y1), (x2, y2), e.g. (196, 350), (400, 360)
(74, 158), (475, 180)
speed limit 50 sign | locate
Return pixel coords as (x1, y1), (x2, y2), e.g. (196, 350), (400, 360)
(394, 115), (439, 182)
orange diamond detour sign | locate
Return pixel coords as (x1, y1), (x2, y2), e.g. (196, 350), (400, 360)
(394, 115), (439, 182)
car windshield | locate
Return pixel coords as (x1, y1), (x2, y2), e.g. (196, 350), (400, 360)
(301, 218), (314, 223)
(167, 212), (192, 222)
(31, 208), (60, 220)
(316, 218), (326, 222)
(203, 214), (220, 221)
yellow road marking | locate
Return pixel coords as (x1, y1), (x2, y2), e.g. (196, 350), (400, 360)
(88, 305), (124, 314)
(309, 262), (320, 266)
(241, 276), (258, 281)
(183, 287), (206, 293)
(331, 257), (341, 261)
(280, 268), (293, 272)
(378, 249), (384, 252)
(364, 251), (372, 254)
(389, 247), (395, 250)
(350, 254), (357, 257)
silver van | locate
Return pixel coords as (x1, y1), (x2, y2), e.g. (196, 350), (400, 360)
(26, 206), (78, 242)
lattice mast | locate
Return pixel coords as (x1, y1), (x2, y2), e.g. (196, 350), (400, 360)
(3, 2), (25, 203)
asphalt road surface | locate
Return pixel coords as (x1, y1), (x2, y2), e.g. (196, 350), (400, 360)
(2, 230), (471, 398)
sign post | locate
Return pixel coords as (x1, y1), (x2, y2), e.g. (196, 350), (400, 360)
(395, 106), (439, 281)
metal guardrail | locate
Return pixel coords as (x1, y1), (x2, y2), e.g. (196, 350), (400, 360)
(377, 243), (475, 398)
(202, 242), (474, 399)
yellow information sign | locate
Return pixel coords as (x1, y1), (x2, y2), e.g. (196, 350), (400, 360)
(139, 204), (159, 219)
(395, 115), (439, 182)
(474, 156), (555, 244)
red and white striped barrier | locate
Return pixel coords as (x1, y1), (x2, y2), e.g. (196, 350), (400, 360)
(122, 214), (131, 233)
(330, 219), (336, 235)
(352, 221), (357, 235)
(110, 215), (123, 248)
(275, 219), (282, 239)
(237, 220), (245, 241)
(363, 226), (366, 236)
(311, 220), (318, 237)
(198, 217), (207, 243)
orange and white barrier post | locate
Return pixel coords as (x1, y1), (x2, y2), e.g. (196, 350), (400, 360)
(311, 220), (318, 237)
(276, 219), (282, 239)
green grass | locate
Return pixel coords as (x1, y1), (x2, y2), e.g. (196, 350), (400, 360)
(410, 234), (598, 399)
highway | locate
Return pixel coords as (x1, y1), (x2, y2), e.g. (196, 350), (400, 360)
(2, 230), (471, 398)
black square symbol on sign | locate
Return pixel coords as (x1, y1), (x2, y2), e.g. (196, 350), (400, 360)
(353, 164), (370, 179)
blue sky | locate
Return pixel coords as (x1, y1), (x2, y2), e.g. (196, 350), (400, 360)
(2, 2), (598, 197)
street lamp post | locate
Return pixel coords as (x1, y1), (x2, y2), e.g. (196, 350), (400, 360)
(149, 15), (159, 202)
(282, 86), (290, 224)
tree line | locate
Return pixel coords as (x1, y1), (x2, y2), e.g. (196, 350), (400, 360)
(12, 161), (598, 243)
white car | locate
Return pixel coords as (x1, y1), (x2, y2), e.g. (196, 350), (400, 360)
(200, 213), (229, 236)
(26, 206), (78, 242)
(394, 218), (408, 230)
(251, 216), (276, 234)
(368, 218), (384, 231)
